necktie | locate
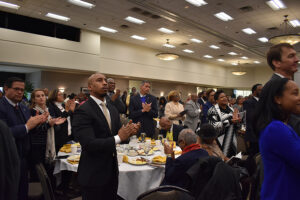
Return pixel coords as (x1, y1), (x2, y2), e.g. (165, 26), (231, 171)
(14, 104), (26, 123)
(100, 102), (111, 130)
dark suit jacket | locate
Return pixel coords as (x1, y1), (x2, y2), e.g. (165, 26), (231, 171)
(0, 97), (31, 158)
(48, 102), (73, 151)
(129, 93), (158, 137)
(268, 73), (300, 136)
(160, 124), (185, 142)
(161, 148), (209, 189)
(243, 97), (259, 142)
(106, 92), (126, 114)
(72, 97), (121, 188)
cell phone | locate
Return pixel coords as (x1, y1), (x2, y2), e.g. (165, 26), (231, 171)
(179, 110), (187, 116)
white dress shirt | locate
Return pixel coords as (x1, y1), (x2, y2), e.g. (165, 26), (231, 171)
(90, 95), (121, 144)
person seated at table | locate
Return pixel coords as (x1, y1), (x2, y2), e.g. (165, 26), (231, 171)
(159, 117), (186, 142)
(197, 124), (228, 161)
(161, 129), (209, 189)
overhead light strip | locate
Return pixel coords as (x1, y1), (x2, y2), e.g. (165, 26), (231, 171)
(46, 13), (70, 21)
(0, 1), (20, 9)
(67, 0), (95, 9)
(185, 0), (207, 7)
(158, 27), (174, 34)
(98, 26), (118, 33)
(190, 38), (202, 43)
(183, 49), (194, 53)
(266, 0), (286, 10)
(125, 16), (145, 24)
(131, 35), (147, 40)
(214, 12), (233, 21)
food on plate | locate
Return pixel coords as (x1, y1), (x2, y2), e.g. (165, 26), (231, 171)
(129, 157), (147, 165)
(137, 149), (154, 155)
(174, 150), (182, 155)
(67, 155), (80, 164)
(59, 144), (71, 153)
(152, 156), (166, 164)
(152, 147), (159, 151)
(123, 155), (128, 163)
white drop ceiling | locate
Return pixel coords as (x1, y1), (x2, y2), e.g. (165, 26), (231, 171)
(1, 0), (300, 68)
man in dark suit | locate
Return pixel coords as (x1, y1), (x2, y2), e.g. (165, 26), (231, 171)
(72, 73), (140, 200)
(243, 83), (262, 155)
(159, 117), (185, 142)
(266, 43), (300, 136)
(161, 129), (208, 189)
(106, 78), (126, 114)
(0, 77), (46, 200)
(129, 81), (158, 137)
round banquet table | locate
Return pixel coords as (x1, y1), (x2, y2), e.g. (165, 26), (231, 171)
(54, 147), (181, 200)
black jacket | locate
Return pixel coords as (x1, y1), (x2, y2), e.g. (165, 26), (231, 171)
(129, 93), (158, 137)
(187, 156), (242, 200)
(72, 97), (121, 189)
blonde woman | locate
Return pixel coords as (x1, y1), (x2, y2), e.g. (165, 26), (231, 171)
(164, 90), (185, 125)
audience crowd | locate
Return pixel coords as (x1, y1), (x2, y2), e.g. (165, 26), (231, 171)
(0, 43), (299, 200)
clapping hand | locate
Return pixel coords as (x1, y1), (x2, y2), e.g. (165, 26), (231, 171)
(142, 102), (152, 112)
(118, 120), (140, 141)
(65, 99), (76, 112)
(111, 89), (120, 102)
(26, 110), (47, 130)
(231, 108), (241, 124)
(49, 117), (66, 126)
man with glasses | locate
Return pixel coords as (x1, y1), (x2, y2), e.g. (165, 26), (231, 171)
(0, 77), (46, 200)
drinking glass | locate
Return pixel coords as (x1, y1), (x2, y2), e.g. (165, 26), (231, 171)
(141, 132), (146, 142)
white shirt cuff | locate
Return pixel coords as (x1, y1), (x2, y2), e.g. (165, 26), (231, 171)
(25, 125), (29, 133)
(114, 135), (121, 144)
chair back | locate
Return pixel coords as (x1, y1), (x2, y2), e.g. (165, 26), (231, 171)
(137, 185), (195, 200)
(35, 163), (55, 200)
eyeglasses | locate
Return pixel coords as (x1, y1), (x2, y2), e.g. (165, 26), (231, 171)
(11, 88), (25, 92)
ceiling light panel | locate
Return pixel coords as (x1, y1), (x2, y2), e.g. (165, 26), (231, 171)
(67, 0), (95, 9)
(231, 63), (238, 66)
(217, 59), (225, 62)
(204, 55), (213, 58)
(158, 27), (174, 34)
(209, 45), (220, 49)
(214, 12), (233, 21)
(125, 16), (145, 24)
(242, 28), (256, 34)
(266, 0), (286, 10)
(99, 26), (118, 33)
(241, 56), (248, 59)
(131, 35), (147, 40)
(183, 49), (194, 53)
(228, 52), (238, 55)
(258, 37), (269, 42)
(163, 43), (175, 48)
(254, 61), (261, 64)
(190, 38), (202, 43)
(46, 13), (70, 21)
(290, 19), (300, 27)
(185, 0), (207, 7)
(0, 1), (19, 9)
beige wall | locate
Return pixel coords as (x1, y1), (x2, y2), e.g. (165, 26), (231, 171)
(0, 27), (272, 89)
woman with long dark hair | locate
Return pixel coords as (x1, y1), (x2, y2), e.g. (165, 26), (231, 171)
(158, 96), (167, 118)
(253, 78), (300, 199)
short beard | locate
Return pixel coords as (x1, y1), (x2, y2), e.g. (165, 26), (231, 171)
(99, 93), (107, 98)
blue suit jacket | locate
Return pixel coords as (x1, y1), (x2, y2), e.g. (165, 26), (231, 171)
(162, 148), (209, 189)
(0, 97), (31, 158)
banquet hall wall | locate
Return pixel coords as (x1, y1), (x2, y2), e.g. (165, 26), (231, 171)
(0, 27), (273, 89)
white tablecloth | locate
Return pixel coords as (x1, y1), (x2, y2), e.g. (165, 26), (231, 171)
(54, 149), (180, 200)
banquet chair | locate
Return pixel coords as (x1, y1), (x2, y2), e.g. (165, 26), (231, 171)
(136, 185), (195, 200)
(35, 163), (56, 200)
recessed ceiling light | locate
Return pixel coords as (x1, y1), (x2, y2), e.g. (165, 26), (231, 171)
(125, 16), (145, 24)
(258, 37), (269, 43)
(158, 27), (174, 34)
(0, 1), (19, 9)
(190, 38), (202, 43)
(163, 43), (175, 48)
(185, 0), (207, 7)
(131, 35), (147, 40)
(217, 59), (225, 62)
(67, 0), (95, 9)
(241, 56), (248, 59)
(183, 49), (194, 53)
(214, 12), (233, 21)
(204, 55), (213, 58)
(242, 28), (256, 34)
(46, 13), (70, 21)
(209, 45), (220, 49)
(228, 52), (238, 55)
(290, 19), (300, 27)
(266, 0), (286, 10)
(254, 61), (261, 64)
(98, 26), (118, 33)
(231, 63), (238, 66)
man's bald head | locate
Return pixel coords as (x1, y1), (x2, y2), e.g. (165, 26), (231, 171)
(190, 93), (198, 102)
(87, 73), (108, 99)
(159, 117), (172, 131)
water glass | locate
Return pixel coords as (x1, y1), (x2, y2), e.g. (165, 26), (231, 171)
(141, 132), (146, 142)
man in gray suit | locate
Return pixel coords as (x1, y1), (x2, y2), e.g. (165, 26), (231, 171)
(267, 43), (300, 135)
(184, 94), (201, 131)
